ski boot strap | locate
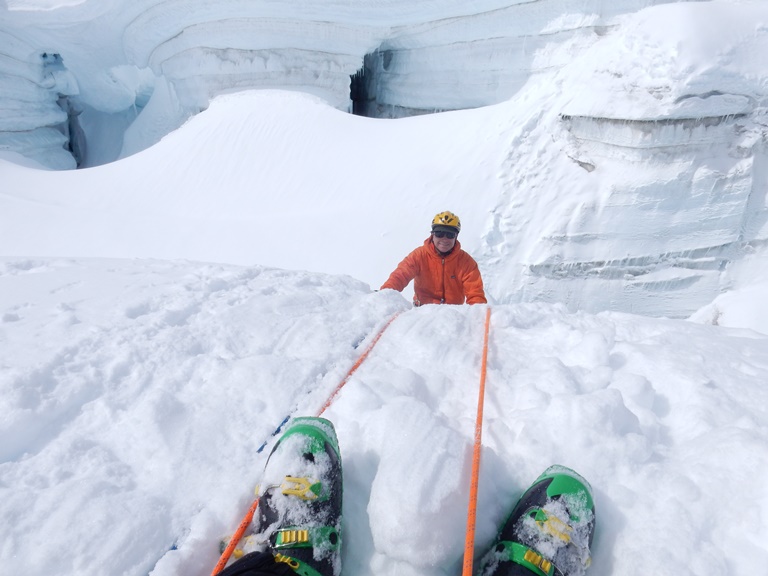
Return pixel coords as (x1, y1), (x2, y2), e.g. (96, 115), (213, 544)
(280, 476), (327, 501)
(530, 507), (573, 543)
(273, 526), (340, 551)
(496, 541), (555, 576)
(273, 553), (324, 576)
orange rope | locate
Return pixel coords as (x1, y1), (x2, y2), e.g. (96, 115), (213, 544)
(316, 311), (401, 416)
(210, 497), (260, 576)
(211, 311), (401, 575)
(462, 306), (492, 576)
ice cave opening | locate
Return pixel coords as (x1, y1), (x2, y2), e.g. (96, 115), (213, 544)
(350, 51), (377, 117)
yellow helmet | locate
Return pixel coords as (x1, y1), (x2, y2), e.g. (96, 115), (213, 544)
(431, 211), (461, 232)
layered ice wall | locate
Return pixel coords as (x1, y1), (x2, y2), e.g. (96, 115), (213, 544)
(0, 33), (80, 169)
(0, 0), (686, 168)
(480, 2), (768, 317)
(363, 0), (665, 116)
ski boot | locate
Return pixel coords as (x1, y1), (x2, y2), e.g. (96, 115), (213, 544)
(477, 465), (595, 576)
(242, 417), (343, 576)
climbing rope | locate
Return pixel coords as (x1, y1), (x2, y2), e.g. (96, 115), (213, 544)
(462, 306), (492, 576)
(211, 311), (401, 575)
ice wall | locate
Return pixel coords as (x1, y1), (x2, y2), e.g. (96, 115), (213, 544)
(364, 0), (666, 116)
(0, 33), (79, 169)
(0, 0), (687, 168)
(480, 2), (768, 317)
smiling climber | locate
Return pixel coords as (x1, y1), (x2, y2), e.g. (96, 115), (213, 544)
(380, 211), (487, 306)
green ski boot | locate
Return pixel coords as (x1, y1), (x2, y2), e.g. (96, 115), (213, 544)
(477, 465), (595, 576)
(254, 417), (343, 576)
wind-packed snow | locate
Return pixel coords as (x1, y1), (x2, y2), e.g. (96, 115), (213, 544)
(2, 1), (768, 576)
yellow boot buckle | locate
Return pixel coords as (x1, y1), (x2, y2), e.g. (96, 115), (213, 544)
(281, 476), (321, 501)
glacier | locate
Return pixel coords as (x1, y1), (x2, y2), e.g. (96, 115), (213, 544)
(1, 0), (706, 166)
(2, 0), (768, 320)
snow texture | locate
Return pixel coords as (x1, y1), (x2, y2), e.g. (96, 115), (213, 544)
(1, 258), (768, 576)
(1, 2), (768, 576)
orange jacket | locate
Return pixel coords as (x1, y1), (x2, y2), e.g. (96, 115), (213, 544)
(381, 238), (487, 305)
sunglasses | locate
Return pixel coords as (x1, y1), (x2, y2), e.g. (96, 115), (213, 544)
(433, 230), (456, 239)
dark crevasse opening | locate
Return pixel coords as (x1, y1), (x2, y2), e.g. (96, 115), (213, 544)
(349, 49), (434, 118)
(350, 51), (379, 117)
(56, 95), (86, 167)
(43, 52), (86, 167)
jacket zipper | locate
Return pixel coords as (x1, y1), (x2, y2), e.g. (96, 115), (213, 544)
(440, 257), (446, 303)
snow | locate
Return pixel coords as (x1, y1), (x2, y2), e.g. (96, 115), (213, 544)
(4, 1), (768, 317)
(0, 89), (503, 307)
(2, 1), (768, 576)
(2, 258), (767, 576)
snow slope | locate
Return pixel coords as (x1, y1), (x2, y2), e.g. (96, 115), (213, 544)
(0, 90), (503, 301)
(1, 130), (767, 573)
(2, 257), (767, 576)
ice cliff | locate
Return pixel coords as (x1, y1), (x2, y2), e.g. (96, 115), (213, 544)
(479, 2), (768, 316)
(2, 0), (693, 167)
